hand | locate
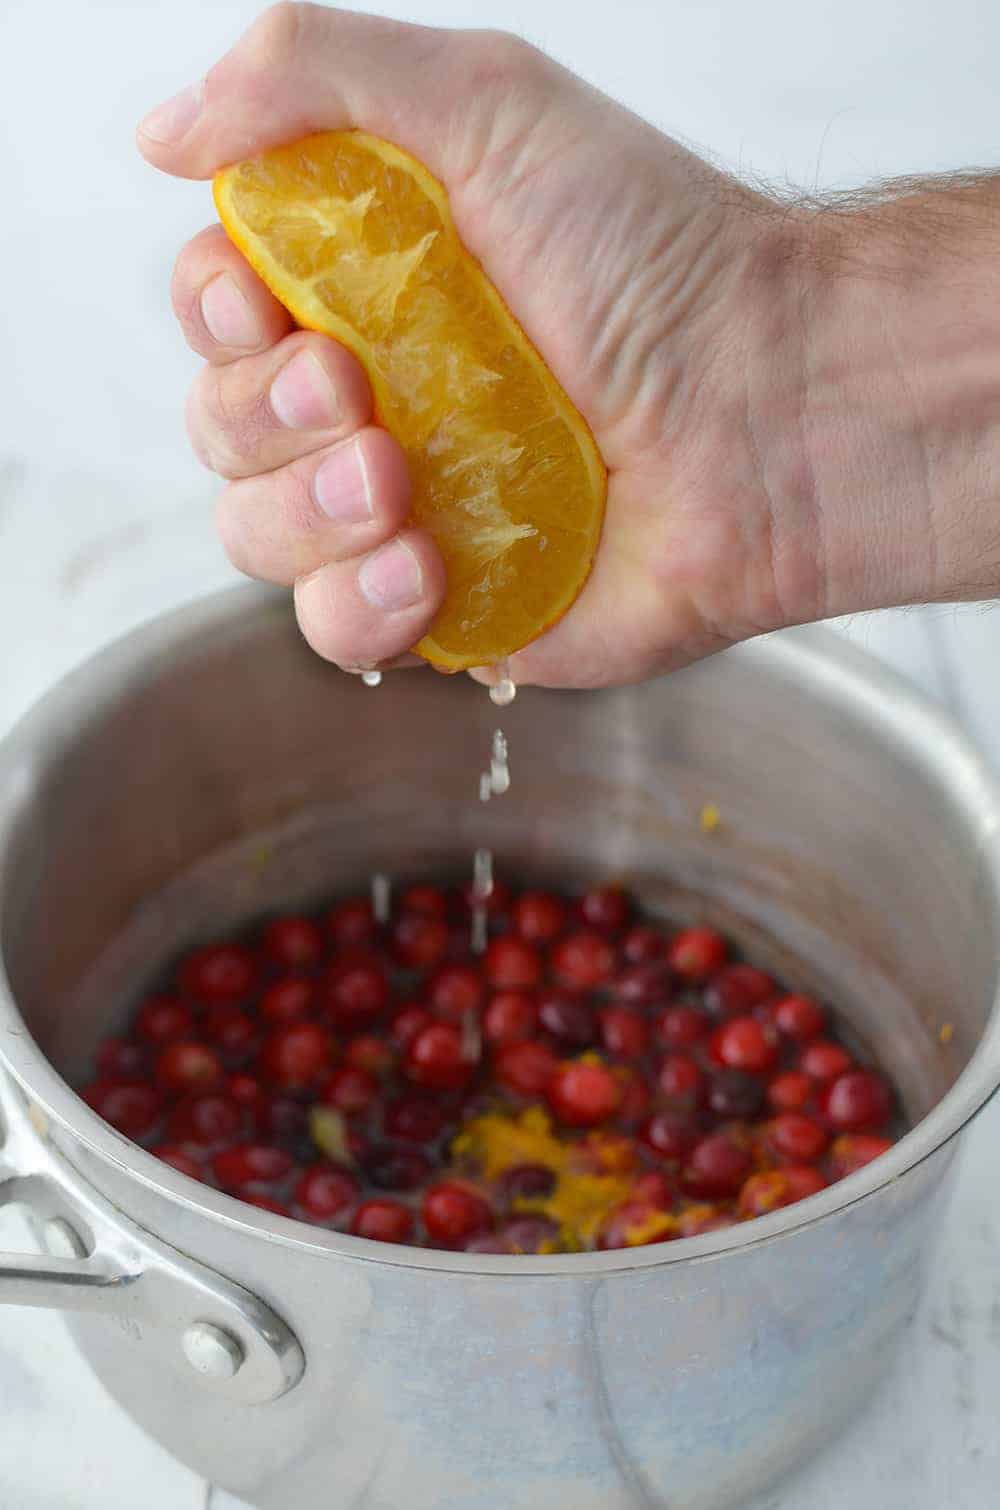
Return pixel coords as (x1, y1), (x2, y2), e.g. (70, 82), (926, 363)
(138, 4), (1000, 688)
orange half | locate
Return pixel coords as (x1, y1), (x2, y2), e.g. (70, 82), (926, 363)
(213, 131), (606, 671)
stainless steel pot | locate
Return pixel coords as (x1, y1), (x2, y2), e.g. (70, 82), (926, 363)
(1, 585), (998, 1510)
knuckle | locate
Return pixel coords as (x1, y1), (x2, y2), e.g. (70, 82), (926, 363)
(242, 1), (308, 71)
(204, 371), (272, 478)
(458, 28), (536, 90)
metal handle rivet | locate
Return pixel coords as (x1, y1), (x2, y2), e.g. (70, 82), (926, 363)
(182, 1321), (245, 1380)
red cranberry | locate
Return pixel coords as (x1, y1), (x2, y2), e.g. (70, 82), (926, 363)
(365, 1145), (433, 1192)
(151, 1145), (203, 1180)
(427, 963), (485, 1020)
(483, 991), (538, 1044)
(639, 1113), (699, 1162)
(254, 1093), (308, 1142)
(212, 1144), (293, 1189)
(538, 993), (596, 1047)
(228, 1071), (263, 1107)
(773, 994), (825, 1041)
(548, 1061), (621, 1127)
(83, 1080), (162, 1139)
(705, 965), (775, 1017)
(657, 1054), (705, 1107)
(404, 1023), (474, 1091)
(579, 884), (631, 932)
(799, 1039), (854, 1082)
(612, 961), (673, 1008)
(616, 1070), (652, 1127)
(346, 1035), (394, 1076)
(464, 1233), (513, 1253)
(551, 931), (616, 990)
(422, 1182), (494, 1245)
(96, 1037), (147, 1079)
(598, 1006), (648, 1059)
(709, 1016), (779, 1073)
(501, 1216), (561, 1253)
(828, 1133), (894, 1179)
(622, 924), (667, 963)
(169, 1092), (243, 1146)
(767, 1070), (815, 1114)
(136, 995), (193, 1045)
(668, 927), (727, 981)
(383, 1096), (448, 1143)
(766, 1112), (829, 1164)
(351, 1199), (414, 1244)
(203, 1005), (257, 1059)
(400, 883), (450, 917)
(511, 890), (566, 942)
(820, 1069), (892, 1132)
(706, 1069), (764, 1119)
(322, 1065), (378, 1116)
(459, 878), (512, 918)
(178, 944), (257, 1005)
(598, 1202), (672, 1250)
(327, 897), (377, 948)
(156, 1041), (224, 1094)
(261, 1021), (332, 1087)
(324, 957), (389, 1025)
(494, 1040), (558, 1098)
(485, 935), (542, 989)
(500, 1164), (557, 1201)
(390, 1003), (433, 1048)
(243, 1194), (290, 1217)
(259, 977), (316, 1024)
(738, 1165), (826, 1217)
(632, 1171), (674, 1208)
(678, 1205), (733, 1237)
(654, 1004), (710, 1050)
(682, 1133), (752, 1198)
(394, 912), (450, 969)
(295, 1164), (358, 1221)
(261, 915), (324, 970)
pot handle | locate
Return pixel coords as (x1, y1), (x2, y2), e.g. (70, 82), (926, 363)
(0, 1074), (304, 1405)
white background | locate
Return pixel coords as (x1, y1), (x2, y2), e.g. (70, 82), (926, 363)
(2, 1), (1000, 1506)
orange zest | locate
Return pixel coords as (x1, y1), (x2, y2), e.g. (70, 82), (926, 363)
(213, 131), (607, 670)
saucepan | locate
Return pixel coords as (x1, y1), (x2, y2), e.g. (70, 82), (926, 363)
(0, 584), (998, 1509)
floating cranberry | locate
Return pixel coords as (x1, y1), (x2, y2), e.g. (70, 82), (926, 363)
(551, 931), (616, 990)
(820, 1069), (892, 1132)
(383, 1095), (448, 1144)
(548, 1061), (621, 1127)
(178, 944), (257, 1005)
(254, 1093), (308, 1142)
(322, 1065), (378, 1116)
(243, 1194), (291, 1217)
(494, 1040), (558, 1098)
(599, 1006), (648, 1059)
(483, 990), (538, 1044)
(511, 890), (566, 942)
(828, 1133), (894, 1179)
(668, 927), (727, 981)
(613, 961), (673, 1008)
(351, 1199), (414, 1244)
(427, 963), (485, 1020)
(639, 1113), (699, 1162)
(622, 925), (667, 963)
(152, 1145), (203, 1180)
(705, 964), (775, 1017)
(365, 1145), (433, 1192)
(709, 1016), (779, 1073)
(169, 1092), (243, 1147)
(259, 977), (316, 1024)
(682, 1134), (752, 1198)
(400, 883), (450, 917)
(579, 884), (631, 932)
(324, 957), (389, 1025)
(464, 1233), (513, 1253)
(539, 993), (595, 1047)
(654, 1004), (710, 1050)
(500, 1164), (557, 1201)
(799, 1039), (854, 1082)
(773, 994), (825, 1041)
(706, 1069), (764, 1120)
(261, 915), (324, 970)
(738, 1165), (826, 1218)
(657, 1054), (705, 1107)
(346, 1035), (394, 1076)
(422, 1182), (494, 1245)
(598, 1202), (672, 1250)
(501, 1216), (561, 1253)
(203, 1005), (257, 1059)
(212, 1143), (293, 1190)
(261, 1021), (332, 1088)
(766, 1112), (829, 1164)
(83, 1080), (162, 1139)
(327, 897), (377, 948)
(767, 1070), (815, 1114)
(228, 1071), (263, 1107)
(295, 1164), (358, 1221)
(405, 1022), (474, 1091)
(394, 912), (450, 969)
(677, 1205), (734, 1237)
(390, 1003), (432, 1048)
(485, 935), (542, 989)
(459, 878), (512, 918)
(96, 1038), (147, 1079)
(632, 1171), (674, 1209)
(136, 995), (193, 1045)
(156, 1041), (223, 1094)
(616, 1070), (652, 1127)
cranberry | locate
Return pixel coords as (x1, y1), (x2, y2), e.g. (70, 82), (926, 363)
(394, 912), (450, 969)
(616, 1070), (652, 1127)
(427, 963), (485, 1020)
(464, 1233), (512, 1253)
(351, 1199), (414, 1244)
(494, 1040), (558, 1097)
(668, 927), (727, 981)
(228, 1072), (263, 1106)
(538, 993), (595, 1047)
(136, 995), (193, 1045)
(767, 1070), (815, 1114)
(322, 1065), (378, 1116)
(613, 961), (673, 1008)
(483, 991), (538, 1044)
(738, 1165), (826, 1218)
(203, 1005), (257, 1059)
(632, 1171), (674, 1208)
(709, 1016), (779, 1073)
(254, 1093), (308, 1142)
(169, 1092), (243, 1146)
(346, 1035), (394, 1076)
(83, 1080), (162, 1139)
(500, 1164), (557, 1201)
(706, 1069), (764, 1119)
(551, 931), (616, 990)
(152, 1145), (203, 1180)
(548, 1061), (621, 1127)
(622, 924), (667, 963)
(820, 1069), (892, 1133)
(598, 1006), (648, 1059)
(383, 1096), (448, 1143)
(459, 878), (512, 918)
(484, 935), (542, 989)
(324, 957), (389, 1025)
(96, 1037), (147, 1079)
(773, 994), (825, 1041)
(638, 1113), (698, 1162)
(501, 1216), (560, 1253)
(705, 965), (775, 1017)
(390, 1003), (433, 1048)
(400, 883), (450, 917)
(422, 1181), (494, 1245)
(156, 1041), (224, 1093)
(657, 1054), (705, 1107)
(365, 1145), (432, 1192)
(682, 1133), (752, 1198)
(766, 1112), (829, 1164)
(261, 1021), (332, 1087)
(178, 944), (257, 1005)
(327, 897), (377, 948)
(654, 1004), (710, 1050)
(677, 1205), (733, 1237)
(579, 884), (631, 932)
(261, 915), (324, 970)
(828, 1133), (894, 1179)
(512, 890), (566, 942)
(243, 1194), (291, 1217)
(212, 1144), (293, 1189)
(598, 1202), (673, 1250)
(259, 976), (316, 1024)
(799, 1039), (854, 1082)
(295, 1164), (358, 1221)
(404, 1023), (474, 1091)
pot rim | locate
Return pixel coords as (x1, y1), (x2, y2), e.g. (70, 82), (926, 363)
(2, 586), (998, 1275)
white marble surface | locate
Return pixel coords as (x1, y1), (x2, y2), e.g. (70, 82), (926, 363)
(2, 0), (1000, 1505)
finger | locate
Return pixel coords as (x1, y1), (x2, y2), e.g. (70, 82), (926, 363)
(216, 425), (410, 585)
(187, 329), (372, 479)
(171, 224), (293, 363)
(293, 528), (445, 670)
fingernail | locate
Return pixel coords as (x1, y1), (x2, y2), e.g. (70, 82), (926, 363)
(139, 81), (202, 144)
(200, 274), (260, 349)
(359, 539), (423, 610)
(313, 439), (373, 524)
(271, 351), (340, 430)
